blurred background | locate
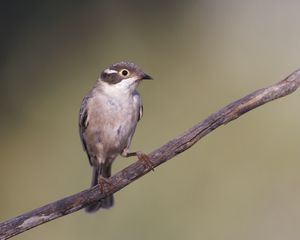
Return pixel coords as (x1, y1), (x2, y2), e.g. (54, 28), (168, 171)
(1, 0), (300, 239)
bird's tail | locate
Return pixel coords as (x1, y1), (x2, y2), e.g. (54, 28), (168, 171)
(85, 164), (114, 213)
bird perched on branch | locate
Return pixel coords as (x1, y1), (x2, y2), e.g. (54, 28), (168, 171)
(79, 61), (152, 212)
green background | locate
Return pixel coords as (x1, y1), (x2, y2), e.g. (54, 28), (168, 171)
(1, 1), (300, 239)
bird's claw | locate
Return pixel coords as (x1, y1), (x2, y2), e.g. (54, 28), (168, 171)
(98, 176), (111, 192)
(136, 152), (154, 171)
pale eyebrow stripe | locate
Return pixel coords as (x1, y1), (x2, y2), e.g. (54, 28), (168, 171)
(104, 69), (118, 74)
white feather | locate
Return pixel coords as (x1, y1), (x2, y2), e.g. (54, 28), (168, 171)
(103, 69), (118, 74)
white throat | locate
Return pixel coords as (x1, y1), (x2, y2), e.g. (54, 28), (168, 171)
(99, 77), (139, 97)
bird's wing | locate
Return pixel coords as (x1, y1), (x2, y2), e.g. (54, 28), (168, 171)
(79, 92), (93, 165)
(133, 91), (143, 121)
(138, 104), (143, 121)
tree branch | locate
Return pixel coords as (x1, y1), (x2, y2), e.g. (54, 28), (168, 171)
(1, 69), (300, 239)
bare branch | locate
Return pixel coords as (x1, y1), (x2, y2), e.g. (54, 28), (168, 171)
(1, 69), (300, 239)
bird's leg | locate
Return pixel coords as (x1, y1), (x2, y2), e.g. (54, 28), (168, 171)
(122, 149), (154, 171)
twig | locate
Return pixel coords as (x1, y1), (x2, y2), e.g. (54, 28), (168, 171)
(1, 69), (300, 239)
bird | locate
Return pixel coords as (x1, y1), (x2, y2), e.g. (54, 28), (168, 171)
(79, 61), (152, 212)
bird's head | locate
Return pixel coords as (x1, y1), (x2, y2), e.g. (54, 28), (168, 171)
(98, 61), (152, 94)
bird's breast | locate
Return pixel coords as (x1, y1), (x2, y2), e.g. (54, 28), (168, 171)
(86, 93), (139, 151)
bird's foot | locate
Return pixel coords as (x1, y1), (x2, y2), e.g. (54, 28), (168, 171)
(136, 151), (154, 172)
(98, 176), (111, 193)
(122, 149), (154, 171)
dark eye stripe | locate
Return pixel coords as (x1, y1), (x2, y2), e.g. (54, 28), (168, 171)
(101, 72), (123, 84)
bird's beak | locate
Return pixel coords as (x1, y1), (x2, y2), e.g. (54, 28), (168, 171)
(141, 73), (153, 80)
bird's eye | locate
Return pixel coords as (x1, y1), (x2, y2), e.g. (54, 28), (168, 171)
(120, 69), (130, 77)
